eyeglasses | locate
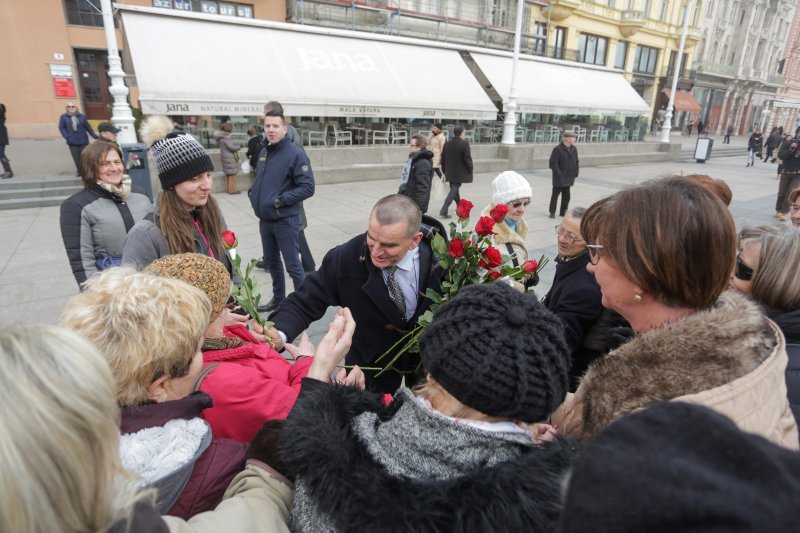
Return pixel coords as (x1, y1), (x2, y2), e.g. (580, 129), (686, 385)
(734, 255), (754, 281)
(66, 105), (76, 108)
(586, 244), (605, 265)
(555, 224), (583, 244)
(790, 204), (800, 212)
(410, 143), (420, 148)
(509, 200), (531, 208)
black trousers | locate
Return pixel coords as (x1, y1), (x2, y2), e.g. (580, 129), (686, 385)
(69, 144), (87, 174)
(433, 167), (442, 178)
(549, 186), (571, 216)
(440, 182), (461, 215)
(299, 230), (316, 272)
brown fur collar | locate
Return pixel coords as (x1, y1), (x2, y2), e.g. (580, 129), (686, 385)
(577, 291), (775, 439)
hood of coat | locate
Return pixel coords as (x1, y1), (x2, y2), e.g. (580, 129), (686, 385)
(577, 291), (775, 439)
(410, 147), (433, 162)
(282, 380), (578, 532)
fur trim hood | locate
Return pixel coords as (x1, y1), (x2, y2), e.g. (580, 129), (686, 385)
(567, 291), (799, 446)
(281, 379), (578, 532)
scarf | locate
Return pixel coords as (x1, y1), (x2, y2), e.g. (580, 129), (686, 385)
(96, 174), (132, 199)
(399, 157), (413, 187)
(70, 114), (79, 132)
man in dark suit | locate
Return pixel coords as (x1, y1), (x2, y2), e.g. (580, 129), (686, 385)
(439, 125), (473, 218)
(548, 131), (579, 219)
(266, 194), (444, 393)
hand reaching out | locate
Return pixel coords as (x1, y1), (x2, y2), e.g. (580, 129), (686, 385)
(301, 308), (358, 384)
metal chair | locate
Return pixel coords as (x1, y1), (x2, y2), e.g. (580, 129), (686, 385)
(577, 127), (587, 143)
(391, 124), (408, 144)
(464, 129), (476, 143)
(371, 123), (390, 144)
(327, 123), (352, 146)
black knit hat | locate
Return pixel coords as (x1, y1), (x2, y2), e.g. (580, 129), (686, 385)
(419, 282), (569, 423)
(561, 402), (800, 532)
(141, 115), (214, 190)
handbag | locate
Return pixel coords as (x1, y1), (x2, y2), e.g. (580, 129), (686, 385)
(431, 174), (449, 202)
(240, 159), (251, 173)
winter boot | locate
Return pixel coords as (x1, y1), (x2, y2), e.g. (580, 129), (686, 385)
(226, 174), (240, 194)
(0, 158), (12, 179)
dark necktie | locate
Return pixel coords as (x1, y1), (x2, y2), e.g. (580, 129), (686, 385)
(385, 266), (407, 319)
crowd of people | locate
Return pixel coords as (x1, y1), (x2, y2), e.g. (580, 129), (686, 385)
(7, 105), (800, 530)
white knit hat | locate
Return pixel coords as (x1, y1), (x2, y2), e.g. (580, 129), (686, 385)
(492, 171), (532, 205)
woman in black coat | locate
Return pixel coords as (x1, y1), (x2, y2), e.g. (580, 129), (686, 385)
(0, 103), (11, 178)
(729, 224), (800, 423)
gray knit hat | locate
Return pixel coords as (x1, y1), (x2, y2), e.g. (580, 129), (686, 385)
(140, 115), (214, 189)
(419, 282), (569, 422)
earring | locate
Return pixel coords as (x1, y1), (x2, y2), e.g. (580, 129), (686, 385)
(633, 294), (642, 302)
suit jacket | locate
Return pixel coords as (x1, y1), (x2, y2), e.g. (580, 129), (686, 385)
(270, 232), (443, 393)
(441, 136), (473, 184)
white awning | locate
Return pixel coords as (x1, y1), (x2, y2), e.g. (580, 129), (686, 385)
(471, 52), (651, 116)
(119, 6), (498, 120)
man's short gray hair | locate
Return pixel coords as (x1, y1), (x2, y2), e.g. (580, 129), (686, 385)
(371, 195), (422, 238)
(568, 207), (587, 219)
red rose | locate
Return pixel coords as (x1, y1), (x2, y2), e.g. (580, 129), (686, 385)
(486, 270), (502, 280)
(479, 246), (503, 268)
(221, 230), (238, 249)
(489, 204), (509, 223)
(522, 259), (539, 273)
(474, 216), (496, 237)
(448, 238), (465, 259)
(455, 199), (474, 219)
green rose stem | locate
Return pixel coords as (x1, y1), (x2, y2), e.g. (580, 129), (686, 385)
(222, 241), (275, 347)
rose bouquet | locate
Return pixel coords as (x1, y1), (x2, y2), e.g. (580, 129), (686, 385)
(374, 199), (548, 376)
(221, 230), (273, 333)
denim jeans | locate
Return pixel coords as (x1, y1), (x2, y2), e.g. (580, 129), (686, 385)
(259, 214), (305, 300)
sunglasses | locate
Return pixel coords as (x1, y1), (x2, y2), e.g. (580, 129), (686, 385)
(734, 255), (754, 281)
(509, 200), (531, 208)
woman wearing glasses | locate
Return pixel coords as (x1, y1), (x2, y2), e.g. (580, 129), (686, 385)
(59, 141), (153, 288)
(728, 224), (800, 424)
(482, 171), (534, 289)
(542, 207), (603, 390)
(552, 177), (798, 448)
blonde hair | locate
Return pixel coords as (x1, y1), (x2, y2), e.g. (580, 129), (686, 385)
(60, 267), (211, 406)
(745, 225), (800, 312)
(0, 327), (148, 531)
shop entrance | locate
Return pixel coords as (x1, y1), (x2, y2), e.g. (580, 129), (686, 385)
(74, 49), (111, 120)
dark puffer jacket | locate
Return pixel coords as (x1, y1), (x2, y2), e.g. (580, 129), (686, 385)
(399, 148), (433, 213)
(769, 309), (800, 425)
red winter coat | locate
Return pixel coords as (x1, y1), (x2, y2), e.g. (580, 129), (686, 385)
(199, 323), (313, 442)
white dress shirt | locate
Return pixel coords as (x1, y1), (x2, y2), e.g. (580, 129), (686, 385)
(382, 246), (420, 321)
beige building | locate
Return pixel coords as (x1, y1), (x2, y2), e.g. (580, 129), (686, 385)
(528, 0), (703, 127)
(1, 0), (284, 139)
(771, 1), (800, 133)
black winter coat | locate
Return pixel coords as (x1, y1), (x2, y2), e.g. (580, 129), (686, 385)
(779, 138), (800, 173)
(769, 309), (800, 425)
(440, 137), (473, 184)
(270, 221), (444, 394)
(748, 133), (764, 151)
(399, 148), (433, 213)
(549, 142), (579, 187)
(0, 103), (8, 146)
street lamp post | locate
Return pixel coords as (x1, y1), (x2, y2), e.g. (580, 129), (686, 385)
(101, 0), (136, 145)
(501, 0), (526, 145)
(660, 0), (693, 143)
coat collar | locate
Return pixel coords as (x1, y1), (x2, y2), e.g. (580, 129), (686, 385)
(575, 291), (777, 439)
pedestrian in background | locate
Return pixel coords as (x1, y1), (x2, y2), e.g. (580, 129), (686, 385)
(95, 121), (120, 149)
(246, 127), (262, 175)
(216, 122), (241, 194)
(439, 124), (473, 218)
(686, 119), (694, 137)
(427, 123), (445, 179)
(548, 130), (579, 219)
(58, 102), (97, 176)
(0, 102), (11, 179)
(775, 128), (800, 221)
(697, 119), (704, 136)
(747, 128), (763, 167)
(764, 126), (781, 162)
(724, 124), (734, 143)
(398, 133), (433, 214)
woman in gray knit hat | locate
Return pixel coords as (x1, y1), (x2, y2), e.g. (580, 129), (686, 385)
(279, 281), (577, 532)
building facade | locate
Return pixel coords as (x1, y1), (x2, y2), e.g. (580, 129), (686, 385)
(693, 0), (794, 135)
(771, 0), (800, 134)
(1, 0), (284, 138)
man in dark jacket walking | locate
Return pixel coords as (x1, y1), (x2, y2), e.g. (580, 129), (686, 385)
(548, 131), (579, 218)
(58, 102), (98, 176)
(775, 127), (800, 221)
(439, 125), (473, 218)
(249, 109), (315, 312)
(399, 134), (433, 214)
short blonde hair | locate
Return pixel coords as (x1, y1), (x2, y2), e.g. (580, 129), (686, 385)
(0, 327), (148, 531)
(60, 267), (211, 406)
(745, 225), (800, 312)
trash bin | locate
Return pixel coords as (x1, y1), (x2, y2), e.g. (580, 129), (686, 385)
(694, 137), (714, 163)
(121, 143), (153, 201)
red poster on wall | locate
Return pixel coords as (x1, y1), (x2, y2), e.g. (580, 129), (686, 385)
(53, 77), (76, 98)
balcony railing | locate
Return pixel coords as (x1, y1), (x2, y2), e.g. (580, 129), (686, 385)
(664, 67), (697, 80)
(695, 62), (736, 77)
(622, 10), (645, 21)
